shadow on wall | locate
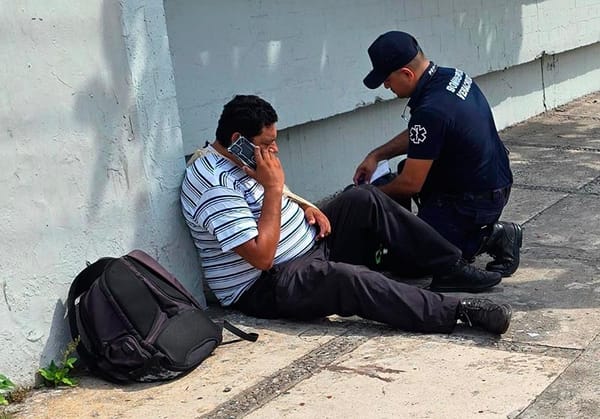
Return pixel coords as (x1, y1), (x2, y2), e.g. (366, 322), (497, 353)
(73, 0), (198, 286)
(39, 300), (69, 381)
(41, 0), (202, 369)
(73, 0), (136, 243)
(165, 0), (541, 155)
(38, 0), (137, 372)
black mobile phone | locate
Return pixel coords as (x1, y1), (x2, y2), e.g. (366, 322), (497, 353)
(227, 136), (257, 169)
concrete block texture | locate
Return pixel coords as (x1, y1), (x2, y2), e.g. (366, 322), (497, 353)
(0, 0), (203, 386)
(248, 338), (571, 418)
(164, 0), (600, 155)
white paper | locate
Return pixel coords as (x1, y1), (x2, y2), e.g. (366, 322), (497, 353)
(371, 160), (391, 182)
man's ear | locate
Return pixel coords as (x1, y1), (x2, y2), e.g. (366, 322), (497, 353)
(400, 67), (415, 80)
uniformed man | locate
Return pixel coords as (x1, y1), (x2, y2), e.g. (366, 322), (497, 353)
(354, 31), (522, 277)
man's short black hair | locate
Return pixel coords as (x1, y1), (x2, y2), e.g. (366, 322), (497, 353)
(215, 95), (278, 147)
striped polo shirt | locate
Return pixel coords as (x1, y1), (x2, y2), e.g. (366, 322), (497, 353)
(181, 146), (317, 306)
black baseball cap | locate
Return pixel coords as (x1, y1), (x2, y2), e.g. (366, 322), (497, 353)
(363, 31), (420, 89)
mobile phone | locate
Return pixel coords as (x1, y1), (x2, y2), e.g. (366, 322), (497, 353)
(227, 136), (257, 169)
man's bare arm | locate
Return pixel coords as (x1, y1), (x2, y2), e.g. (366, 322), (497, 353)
(379, 158), (433, 199)
(234, 147), (284, 270)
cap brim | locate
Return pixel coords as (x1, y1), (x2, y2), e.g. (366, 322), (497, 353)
(363, 68), (387, 89)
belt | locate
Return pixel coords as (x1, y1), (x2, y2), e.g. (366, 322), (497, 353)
(461, 187), (510, 201)
(423, 186), (510, 203)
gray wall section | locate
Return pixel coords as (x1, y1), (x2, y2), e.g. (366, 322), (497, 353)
(165, 0), (600, 156)
(2, 0), (600, 387)
(0, 0), (204, 386)
(278, 41), (600, 203)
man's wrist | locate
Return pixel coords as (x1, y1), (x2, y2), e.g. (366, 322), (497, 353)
(263, 184), (284, 195)
(368, 150), (381, 161)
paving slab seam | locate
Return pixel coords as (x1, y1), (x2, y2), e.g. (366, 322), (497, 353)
(515, 331), (600, 419)
(539, 112), (600, 122)
(522, 244), (600, 264)
(514, 355), (584, 419)
(503, 141), (600, 154)
(510, 186), (572, 227)
(407, 332), (584, 360)
(201, 323), (584, 419)
(513, 183), (600, 197)
(320, 322), (586, 360)
(512, 184), (598, 228)
(201, 330), (372, 419)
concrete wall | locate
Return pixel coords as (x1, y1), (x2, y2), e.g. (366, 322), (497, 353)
(165, 0), (600, 157)
(3, 0), (600, 387)
(277, 41), (600, 202)
(0, 0), (203, 385)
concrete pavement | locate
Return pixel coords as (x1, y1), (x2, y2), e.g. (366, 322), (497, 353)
(6, 92), (600, 419)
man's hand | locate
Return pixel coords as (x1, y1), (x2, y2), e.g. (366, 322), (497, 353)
(353, 154), (378, 185)
(234, 145), (285, 271)
(304, 206), (331, 240)
(244, 145), (284, 192)
(353, 130), (410, 185)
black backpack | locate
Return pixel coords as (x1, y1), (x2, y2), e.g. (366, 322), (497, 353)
(67, 249), (257, 383)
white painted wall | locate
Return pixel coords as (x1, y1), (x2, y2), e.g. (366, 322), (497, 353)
(165, 0), (600, 156)
(0, 0), (203, 385)
(3, 0), (600, 387)
(278, 42), (600, 203)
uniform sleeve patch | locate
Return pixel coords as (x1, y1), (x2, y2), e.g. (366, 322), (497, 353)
(409, 124), (428, 144)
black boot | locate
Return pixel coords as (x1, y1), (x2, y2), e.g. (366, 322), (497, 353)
(430, 259), (502, 293)
(485, 222), (523, 277)
(456, 298), (512, 334)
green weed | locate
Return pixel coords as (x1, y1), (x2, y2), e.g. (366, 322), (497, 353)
(0, 374), (14, 406)
(38, 338), (80, 388)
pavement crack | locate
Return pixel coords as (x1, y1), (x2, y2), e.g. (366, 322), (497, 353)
(2, 281), (11, 311)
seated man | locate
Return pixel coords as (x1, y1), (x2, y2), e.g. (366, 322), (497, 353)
(181, 95), (511, 335)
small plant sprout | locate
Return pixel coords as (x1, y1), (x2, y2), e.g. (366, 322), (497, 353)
(38, 338), (80, 388)
(0, 374), (15, 405)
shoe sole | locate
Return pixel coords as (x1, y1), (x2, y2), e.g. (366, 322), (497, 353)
(487, 223), (523, 277)
(428, 274), (502, 293)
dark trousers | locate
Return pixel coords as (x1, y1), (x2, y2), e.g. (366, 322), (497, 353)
(417, 188), (510, 260)
(394, 160), (510, 260)
(233, 186), (461, 334)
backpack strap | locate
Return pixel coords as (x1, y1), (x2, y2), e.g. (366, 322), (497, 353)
(222, 320), (259, 343)
(66, 258), (115, 342)
(66, 257), (122, 380)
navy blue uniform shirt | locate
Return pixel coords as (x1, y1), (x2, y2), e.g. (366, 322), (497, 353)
(407, 62), (513, 196)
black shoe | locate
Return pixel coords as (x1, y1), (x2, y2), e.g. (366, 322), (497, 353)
(457, 298), (512, 334)
(485, 222), (523, 277)
(430, 259), (502, 293)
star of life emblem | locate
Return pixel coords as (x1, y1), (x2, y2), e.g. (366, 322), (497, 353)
(409, 125), (427, 144)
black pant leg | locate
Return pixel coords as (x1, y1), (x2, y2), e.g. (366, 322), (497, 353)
(269, 245), (459, 333)
(322, 185), (461, 276)
(418, 194), (506, 260)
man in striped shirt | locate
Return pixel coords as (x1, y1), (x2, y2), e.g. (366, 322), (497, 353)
(181, 95), (512, 335)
